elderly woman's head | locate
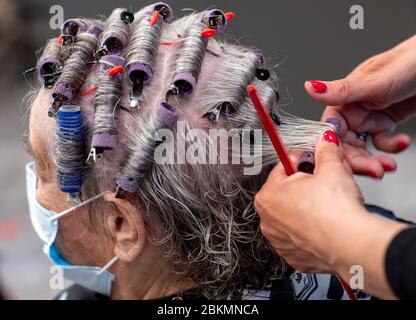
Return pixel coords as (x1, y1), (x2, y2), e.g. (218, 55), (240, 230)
(25, 3), (333, 299)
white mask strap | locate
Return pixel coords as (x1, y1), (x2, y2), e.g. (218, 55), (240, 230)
(98, 256), (119, 275)
(49, 191), (110, 221)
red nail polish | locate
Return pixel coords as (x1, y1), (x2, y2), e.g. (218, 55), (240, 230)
(308, 80), (327, 94)
(323, 130), (339, 146)
(397, 140), (410, 150)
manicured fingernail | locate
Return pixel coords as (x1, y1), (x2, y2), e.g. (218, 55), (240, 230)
(325, 117), (342, 133)
(383, 163), (397, 172)
(368, 170), (383, 179)
(297, 152), (315, 174)
(308, 80), (327, 94)
(397, 140), (410, 150)
(323, 130), (339, 146)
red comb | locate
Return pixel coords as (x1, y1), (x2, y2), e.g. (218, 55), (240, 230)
(247, 85), (296, 176)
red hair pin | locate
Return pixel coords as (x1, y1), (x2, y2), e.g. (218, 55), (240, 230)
(150, 10), (159, 26)
(108, 65), (123, 77)
(201, 28), (217, 39)
(58, 35), (63, 45)
(80, 87), (97, 97)
(224, 12), (236, 21)
(160, 41), (177, 46)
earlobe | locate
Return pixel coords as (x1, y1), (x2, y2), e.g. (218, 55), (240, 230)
(104, 192), (146, 262)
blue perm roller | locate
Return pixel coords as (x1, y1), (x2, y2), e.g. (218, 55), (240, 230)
(55, 105), (86, 203)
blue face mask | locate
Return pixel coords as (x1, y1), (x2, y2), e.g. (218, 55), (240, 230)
(25, 161), (118, 297)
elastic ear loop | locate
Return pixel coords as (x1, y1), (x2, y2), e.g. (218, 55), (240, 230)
(47, 190), (119, 275)
(48, 191), (110, 221)
(98, 256), (119, 276)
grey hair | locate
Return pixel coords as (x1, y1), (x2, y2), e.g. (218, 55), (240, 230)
(33, 5), (336, 300)
(50, 29), (100, 115)
(98, 8), (132, 56)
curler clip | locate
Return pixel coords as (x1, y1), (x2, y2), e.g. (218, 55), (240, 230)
(202, 107), (221, 124)
(86, 147), (103, 165)
(67, 193), (81, 204)
(165, 84), (179, 102)
(43, 76), (56, 88)
(114, 185), (126, 199)
(202, 102), (237, 124)
(48, 99), (60, 118)
(94, 45), (109, 61)
(42, 69), (63, 89)
(129, 82), (144, 108)
(61, 35), (75, 46)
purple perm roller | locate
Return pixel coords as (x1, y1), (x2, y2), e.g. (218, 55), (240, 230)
(38, 56), (63, 89)
(60, 19), (88, 45)
(165, 9), (227, 101)
(115, 102), (179, 198)
(87, 54), (125, 164)
(95, 8), (133, 60)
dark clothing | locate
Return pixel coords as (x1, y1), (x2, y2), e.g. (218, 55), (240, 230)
(386, 227), (416, 299)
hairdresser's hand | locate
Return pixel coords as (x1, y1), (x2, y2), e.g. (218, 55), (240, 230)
(305, 34), (416, 178)
(255, 131), (408, 298)
(255, 130), (367, 273)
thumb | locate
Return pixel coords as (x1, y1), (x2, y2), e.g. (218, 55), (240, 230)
(305, 76), (371, 106)
(314, 130), (345, 176)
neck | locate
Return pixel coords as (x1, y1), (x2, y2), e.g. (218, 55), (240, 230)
(111, 245), (196, 300)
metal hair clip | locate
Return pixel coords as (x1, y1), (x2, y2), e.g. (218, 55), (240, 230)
(86, 147), (104, 165)
(120, 10), (134, 24)
(202, 102), (237, 124)
(114, 185), (126, 199)
(165, 84), (179, 102)
(48, 98), (61, 117)
(129, 82), (144, 108)
(202, 106), (221, 124)
(61, 35), (75, 46)
(42, 69), (63, 88)
(67, 192), (81, 204)
(94, 45), (109, 61)
(43, 75), (57, 88)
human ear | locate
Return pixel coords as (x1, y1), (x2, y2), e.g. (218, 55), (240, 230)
(103, 192), (146, 262)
